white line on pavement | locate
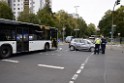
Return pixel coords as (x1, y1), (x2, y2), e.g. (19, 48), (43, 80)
(69, 53), (94, 83)
(38, 64), (64, 70)
(1, 59), (19, 63)
(80, 65), (84, 69)
(69, 81), (74, 83)
(76, 69), (82, 74)
(71, 74), (78, 80)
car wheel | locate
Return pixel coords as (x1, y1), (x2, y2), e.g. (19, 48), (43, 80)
(70, 46), (75, 51)
(89, 47), (94, 52)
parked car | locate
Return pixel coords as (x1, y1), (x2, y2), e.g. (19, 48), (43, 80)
(69, 38), (95, 52)
(65, 36), (74, 43)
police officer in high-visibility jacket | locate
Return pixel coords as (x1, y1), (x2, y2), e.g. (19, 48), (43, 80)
(94, 38), (101, 54)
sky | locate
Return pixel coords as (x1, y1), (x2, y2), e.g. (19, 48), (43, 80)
(52, 0), (124, 27)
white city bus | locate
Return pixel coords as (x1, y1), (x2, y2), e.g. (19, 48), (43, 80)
(0, 19), (58, 58)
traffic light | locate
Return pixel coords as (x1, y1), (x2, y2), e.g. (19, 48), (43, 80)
(116, 0), (120, 5)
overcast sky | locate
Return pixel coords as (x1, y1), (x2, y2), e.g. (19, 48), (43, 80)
(52, 0), (124, 27)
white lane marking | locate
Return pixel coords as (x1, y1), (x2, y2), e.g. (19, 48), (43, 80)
(76, 69), (82, 74)
(81, 63), (84, 66)
(1, 59), (19, 63)
(69, 81), (74, 83)
(80, 65), (84, 69)
(71, 74), (78, 80)
(84, 57), (89, 64)
(69, 53), (94, 83)
(38, 64), (64, 70)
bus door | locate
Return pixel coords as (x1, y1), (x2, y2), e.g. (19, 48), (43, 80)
(17, 27), (29, 53)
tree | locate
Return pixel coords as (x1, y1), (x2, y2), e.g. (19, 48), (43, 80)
(87, 23), (96, 36)
(98, 6), (124, 37)
(114, 6), (124, 37)
(0, 1), (14, 19)
(37, 0), (55, 26)
(98, 10), (112, 37)
(18, 12), (39, 24)
(76, 17), (88, 37)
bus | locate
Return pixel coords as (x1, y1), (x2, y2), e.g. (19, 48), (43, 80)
(0, 19), (58, 58)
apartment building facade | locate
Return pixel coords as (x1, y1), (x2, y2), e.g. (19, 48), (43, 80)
(1, 0), (48, 20)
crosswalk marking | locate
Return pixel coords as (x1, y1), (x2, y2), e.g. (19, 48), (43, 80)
(38, 64), (64, 70)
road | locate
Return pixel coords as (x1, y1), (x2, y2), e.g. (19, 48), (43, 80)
(0, 43), (124, 83)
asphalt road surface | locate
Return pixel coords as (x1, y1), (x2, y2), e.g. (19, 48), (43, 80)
(0, 44), (124, 83)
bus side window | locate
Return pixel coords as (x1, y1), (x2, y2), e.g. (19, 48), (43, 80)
(0, 33), (7, 41)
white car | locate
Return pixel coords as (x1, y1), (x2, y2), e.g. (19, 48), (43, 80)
(69, 38), (95, 52)
(65, 36), (74, 43)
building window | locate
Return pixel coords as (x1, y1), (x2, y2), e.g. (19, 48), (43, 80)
(13, 0), (16, 2)
(13, 8), (16, 10)
(18, 0), (20, 2)
(18, 8), (20, 10)
(13, 4), (16, 6)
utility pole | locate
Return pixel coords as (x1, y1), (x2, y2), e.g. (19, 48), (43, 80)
(74, 6), (79, 18)
(74, 6), (80, 37)
(111, 0), (121, 42)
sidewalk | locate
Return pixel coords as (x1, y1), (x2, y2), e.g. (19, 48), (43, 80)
(107, 42), (124, 48)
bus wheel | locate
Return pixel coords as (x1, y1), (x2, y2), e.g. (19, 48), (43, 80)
(0, 45), (12, 58)
(44, 44), (49, 51)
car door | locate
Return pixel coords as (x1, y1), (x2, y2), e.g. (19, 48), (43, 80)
(79, 40), (89, 50)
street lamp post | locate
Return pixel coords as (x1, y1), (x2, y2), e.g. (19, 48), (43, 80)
(74, 6), (79, 18)
(74, 6), (80, 37)
(63, 27), (65, 42)
(111, 0), (121, 42)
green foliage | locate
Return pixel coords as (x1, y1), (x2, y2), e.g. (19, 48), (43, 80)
(18, 12), (39, 24)
(37, 0), (55, 26)
(0, 0), (97, 38)
(98, 10), (112, 37)
(114, 6), (124, 37)
(98, 6), (124, 37)
(0, 1), (14, 19)
(54, 10), (91, 38)
(37, 9), (54, 26)
(87, 23), (97, 36)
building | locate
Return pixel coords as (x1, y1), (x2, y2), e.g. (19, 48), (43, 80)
(29, 0), (46, 14)
(29, 0), (52, 14)
(3, 0), (49, 20)
(0, 0), (8, 2)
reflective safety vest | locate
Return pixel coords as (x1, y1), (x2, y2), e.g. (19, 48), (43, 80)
(95, 39), (101, 44)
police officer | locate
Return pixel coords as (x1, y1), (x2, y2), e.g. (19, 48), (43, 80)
(101, 36), (107, 54)
(94, 38), (101, 54)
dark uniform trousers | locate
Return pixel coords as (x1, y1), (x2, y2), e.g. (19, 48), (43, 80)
(94, 44), (100, 54)
(101, 43), (106, 54)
